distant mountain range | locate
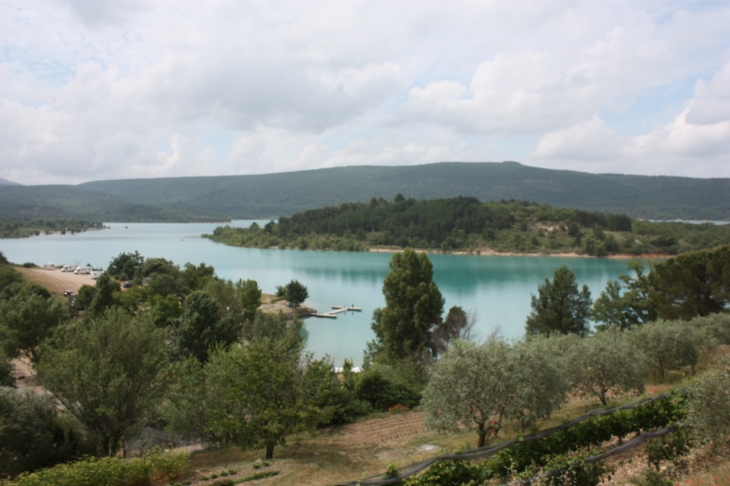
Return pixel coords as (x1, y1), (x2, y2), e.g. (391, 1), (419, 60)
(0, 178), (20, 186)
(1, 162), (728, 221)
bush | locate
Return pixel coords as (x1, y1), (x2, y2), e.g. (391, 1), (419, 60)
(0, 390), (94, 478)
(11, 450), (190, 486)
(629, 468), (673, 486)
(629, 321), (707, 380)
(354, 368), (421, 410)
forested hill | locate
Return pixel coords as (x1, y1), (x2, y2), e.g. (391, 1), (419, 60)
(2, 162), (729, 221)
(205, 197), (730, 256)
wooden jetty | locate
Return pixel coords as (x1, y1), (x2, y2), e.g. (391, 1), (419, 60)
(312, 305), (362, 319)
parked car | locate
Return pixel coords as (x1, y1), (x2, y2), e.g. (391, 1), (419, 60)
(63, 290), (76, 297)
(122, 281), (133, 289)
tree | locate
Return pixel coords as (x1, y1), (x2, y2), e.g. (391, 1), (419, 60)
(591, 261), (656, 330)
(525, 265), (592, 336)
(370, 249), (445, 362)
(73, 284), (96, 311)
(173, 290), (240, 362)
(0, 389), (93, 477)
(628, 321), (707, 379)
(689, 357), (730, 447)
(284, 279), (308, 307)
(36, 308), (171, 456)
(205, 340), (329, 459)
(430, 306), (477, 356)
(649, 246), (730, 320)
(86, 273), (119, 317)
(106, 251), (144, 281)
(422, 339), (567, 448)
(238, 279), (262, 321)
(566, 330), (646, 405)
(0, 350), (14, 387)
(0, 283), (71, 363)
(241, 311), (303, 351)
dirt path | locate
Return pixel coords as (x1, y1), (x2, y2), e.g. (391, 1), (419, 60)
(15, 266), (95, 294)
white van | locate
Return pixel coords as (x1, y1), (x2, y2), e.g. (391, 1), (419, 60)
(61, 264), (77, 273)
(74, 266), (92, 275)
(44, 262), (55, 270)
(91, 270), (104, 280)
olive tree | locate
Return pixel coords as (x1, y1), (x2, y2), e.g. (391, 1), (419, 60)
(688, 358), (730, 447)
(566, 330), (646, 405)
(628, 321), (708, 380)
(422, 339), (567, 448)
(36, 308), (171, 456)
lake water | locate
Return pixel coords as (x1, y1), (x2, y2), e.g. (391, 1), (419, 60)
(0, 222), (638, 365)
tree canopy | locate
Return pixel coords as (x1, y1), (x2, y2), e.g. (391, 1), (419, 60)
(370, 249), (445, 362)
(36, 309), (171, 456)
(525, 265), (592, 336)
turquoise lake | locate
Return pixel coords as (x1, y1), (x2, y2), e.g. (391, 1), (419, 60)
(0, 222), (638, 365)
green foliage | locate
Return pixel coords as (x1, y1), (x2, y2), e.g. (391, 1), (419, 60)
(644, 428), (693, 471)
(205, 339), (330, 460)
(484, 393), (687, 478)
(284, 279), (308, 307)
(629, 321), (707, 380)
(354, 367), (421, 411)
(591, 261), (656, 330)
(422, 339), (567, 448)
(87, 273), (119, 317)
(237, 279), (262, 322)
(0, 218), (103, 239)
(73, 284), (96, 311)
(0, 350), (14, 387)
(0, 263), (23, 295)
(370, 249), (444, 362)
(106, 251), (144, 281)
(0, 390), (94, 477)
(240, 312), (304, 350)
(566, 330), (646, 405)
(36, 308), (171, 456)
(525, 265), (592, 336)
(9, 450), (189, 486)
(688, 357), (730, 446)
(649, 245), (730, 320)
(173, 290), (240, 363)
(0, 283), (71, 362)
(629, 468), (673, 486)
(401, 460), (488, 485)
(235, 470), (279, 483)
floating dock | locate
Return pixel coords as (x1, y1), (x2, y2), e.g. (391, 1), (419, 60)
(312, 305), (362, 319)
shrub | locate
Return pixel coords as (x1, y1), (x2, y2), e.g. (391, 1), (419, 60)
(629, 321), (707, 380)
(644, 428), (693, 471)
(10, 450), (190, 486)
(688, 357), (730, 447)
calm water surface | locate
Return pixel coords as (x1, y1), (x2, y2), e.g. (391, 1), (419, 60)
(0, 222), (636, 365)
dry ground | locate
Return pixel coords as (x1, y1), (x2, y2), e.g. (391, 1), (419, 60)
(15, 266), (94, 294)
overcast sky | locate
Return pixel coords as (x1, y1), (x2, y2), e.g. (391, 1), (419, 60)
(2, 0), (729, 185)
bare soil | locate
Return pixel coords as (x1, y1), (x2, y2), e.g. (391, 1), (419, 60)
(15, 266), (95, 294)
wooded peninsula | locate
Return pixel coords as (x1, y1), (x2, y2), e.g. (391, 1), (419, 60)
(204, 196), (730, 256)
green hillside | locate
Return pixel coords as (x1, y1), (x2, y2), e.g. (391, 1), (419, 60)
(78, 162), (730, 220)
(1, 162), (728, 221)
(0, 185), (220, 222)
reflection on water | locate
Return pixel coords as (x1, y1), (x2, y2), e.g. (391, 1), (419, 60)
(0, 221), (635, 366)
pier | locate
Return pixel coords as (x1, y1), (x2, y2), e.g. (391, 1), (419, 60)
(312, 305), (362, 319)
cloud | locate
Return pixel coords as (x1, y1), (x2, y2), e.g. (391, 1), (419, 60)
(527, 62), (730, 176)
(1, 1), (730, 183)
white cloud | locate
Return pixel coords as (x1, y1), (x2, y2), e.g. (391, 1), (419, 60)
(527, 62), (730, 176)
(1, 0), (730, 183)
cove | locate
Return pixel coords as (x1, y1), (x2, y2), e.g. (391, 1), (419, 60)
(0, 222), (636, 365)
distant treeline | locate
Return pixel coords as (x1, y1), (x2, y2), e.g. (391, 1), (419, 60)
(205, 196), (730, 256)
(0, 218), (104, 239)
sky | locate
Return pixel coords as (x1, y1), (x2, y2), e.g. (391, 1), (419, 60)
(1, 0), (730, 185)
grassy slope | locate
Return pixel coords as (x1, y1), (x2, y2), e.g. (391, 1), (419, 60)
(79, 162), (730, 220)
